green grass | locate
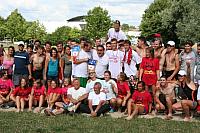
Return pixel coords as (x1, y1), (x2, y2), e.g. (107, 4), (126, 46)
(0, 112), (199, 133)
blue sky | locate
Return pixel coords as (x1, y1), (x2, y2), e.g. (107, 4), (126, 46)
(0, 0), (154, 33)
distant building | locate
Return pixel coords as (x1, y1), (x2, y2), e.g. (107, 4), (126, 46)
(66, 16), (87, 30)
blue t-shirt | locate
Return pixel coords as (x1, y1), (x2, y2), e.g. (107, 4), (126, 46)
(14, 51), (30, 75)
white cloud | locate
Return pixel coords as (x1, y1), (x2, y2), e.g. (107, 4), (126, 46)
(0, 0), (153, 33)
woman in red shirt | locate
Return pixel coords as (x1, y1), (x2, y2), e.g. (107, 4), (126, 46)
(10, 77), (31, 112)
(28, 79), (46, 113)
(125, 81), (152, 120)
(44, 80), (62, 116)
(116, 72), (131, 112)
(0, 70), (14, 106)
(139, 47), (160, 98)
(53, 78), (72, 115)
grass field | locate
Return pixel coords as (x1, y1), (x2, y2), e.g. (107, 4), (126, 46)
(0, 112), (199, 133)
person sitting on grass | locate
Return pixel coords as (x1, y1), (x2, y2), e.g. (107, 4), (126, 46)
(116, 72), (131, 112)
(52, 78), (72, 115)
(79, 82), (110, 117)
(0, 69), (14, 108)
(28, 79), (45, 113)
(66, 78), (88, 115)
(125, 81), (152, 120)
(10, 77), (31, 112)
(172, 62), (197, 121)
(102, 70), (118, 112)
(44, 80), (62, 116)
(155, 76), (176, 120)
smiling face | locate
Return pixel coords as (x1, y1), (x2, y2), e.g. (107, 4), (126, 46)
(51, 80), (57, 89)
(51, 49), (57, 58)
(111, 40), (117, 50)
(137, 83), (144, 92)
(184, 44), (192, 53)
(65, 47), (71, 55)
(106, 43), (112, 50)
(73, 79), (80, 89)
(152, 40), (160, 49)
(114, 23), (120, 32)
(8, 47), (14, 56)
(18, 45), (24, 51)
(94, 84), (101, 94)
(57, 43), (63, 53)
(160, 77), (167, 87)
(124, 42), (130, 52)
(20, 78), (27, 88)
(104, 72), (111, 81)
(97, 47), (104, 57)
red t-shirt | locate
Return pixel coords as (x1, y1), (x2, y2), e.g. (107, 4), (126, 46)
(0, 78), (14, 95)
(12, 87), (31, 98)
(47, 87), (62, 95)
(33, 85), (45, 99)
(132, 90), (152, 113)
(140, 57), (159, 85)
(117, 81), (130, 97)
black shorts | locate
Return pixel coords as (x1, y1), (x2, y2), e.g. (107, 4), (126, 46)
(163, 70), (178, 80)
(32, 69), (43, 80)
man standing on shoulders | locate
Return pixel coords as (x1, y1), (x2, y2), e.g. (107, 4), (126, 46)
(106, 20), (127, 42)
(13, 41), (32, 86)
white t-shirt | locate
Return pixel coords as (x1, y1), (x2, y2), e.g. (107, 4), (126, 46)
(106, 50), (124, 79)
(124, 50), (141, 77)
(102, 79), (117, 100)
(93, 51), (109, 78)
(88, 91), (106, 105)
(67, 87), (86, 100)
(74, 49), (92, 78)
(107, 28), (127, 42)
(86, 79), (103, 93)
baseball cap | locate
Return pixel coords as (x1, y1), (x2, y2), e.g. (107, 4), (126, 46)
(167, 41), (175, 46)
(178, 70), (186, 76)
(18, 41), (24, 46)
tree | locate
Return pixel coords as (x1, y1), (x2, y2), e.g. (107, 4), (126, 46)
(140, 0), (171, 42)
(24, 20), (47, 42)
(84, 6), (112, 39)
(5, 9), (28, 42)
(45, 26), (81, 45)
(140, 0), (200, 45)
(0, 16), (6, 40)
(121, 24), (129, 32)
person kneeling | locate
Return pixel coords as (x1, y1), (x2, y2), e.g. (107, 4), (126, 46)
(155, 76), (176, 120)
(80, 82), (110, 117)
(125, 81), (152, 120)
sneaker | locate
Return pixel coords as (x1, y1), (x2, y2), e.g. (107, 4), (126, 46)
(2, 105), (10, 109)
(109, 108), (115, 113)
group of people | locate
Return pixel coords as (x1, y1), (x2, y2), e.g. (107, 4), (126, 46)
(0, 20), (200, 122)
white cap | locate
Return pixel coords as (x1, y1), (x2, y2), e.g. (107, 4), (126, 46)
(167, 41), (175, 46)
(178, 70), (186, 76)
(18, 41), (24, 46)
